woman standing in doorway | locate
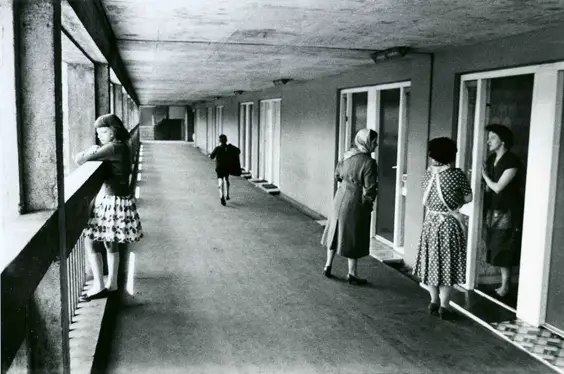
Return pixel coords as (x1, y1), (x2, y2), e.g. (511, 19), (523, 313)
(75, 114), (144, 301)
(481, 124), (523, 299)
(321, 128), (378, 285)
(414, 137), (473, 320)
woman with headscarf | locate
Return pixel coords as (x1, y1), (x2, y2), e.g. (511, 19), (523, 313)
(321, 128), (378, 285)
(481, 124), (523, 299)
(414, 137), (473, 320)
(75, 114), (144, 301)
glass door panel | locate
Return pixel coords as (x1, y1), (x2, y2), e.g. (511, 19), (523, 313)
(375, 89), (400, 242)
(350, 92), (368, 148)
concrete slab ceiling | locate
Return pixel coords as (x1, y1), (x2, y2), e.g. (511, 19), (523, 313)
(100, 0), (564, 105)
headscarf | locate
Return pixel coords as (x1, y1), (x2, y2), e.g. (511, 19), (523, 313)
(343, 128), (378, 160)
(94, 114), (131, 142)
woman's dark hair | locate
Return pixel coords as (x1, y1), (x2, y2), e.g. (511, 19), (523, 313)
(95, 114), (131, 142)
(485, 124), (514, 149)
(428, 137), (458, 164)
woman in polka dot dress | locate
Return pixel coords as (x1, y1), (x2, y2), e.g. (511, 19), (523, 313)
(413, 137), (473, 320)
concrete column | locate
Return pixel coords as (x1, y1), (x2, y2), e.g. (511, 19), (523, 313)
(16, 0), (70, 372)
(95, 62), (110, 117)
(122, 91), (128, 128)
(114, 84), (123, 121)
(127, 97), (132, 128)
(67, 63), (96, 174)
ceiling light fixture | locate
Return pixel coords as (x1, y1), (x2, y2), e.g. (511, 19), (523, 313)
(370, 46), (411, 63)
(273, 78), (292, 86)
(234, 90), (245, 96)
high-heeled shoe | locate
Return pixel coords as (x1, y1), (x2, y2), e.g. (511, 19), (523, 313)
(323, 266), (332, 278)
(428, 302), (439, 316)
(438, 307), (456, 320)
(347, 274), (367, 285)
(79, 288), (109, 302)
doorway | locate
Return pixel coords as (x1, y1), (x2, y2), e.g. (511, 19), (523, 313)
(239, 102), (253, 172)
(456, 63), (564, 328)
(259, 99), (281, 185)
(339, 82), (410, 253)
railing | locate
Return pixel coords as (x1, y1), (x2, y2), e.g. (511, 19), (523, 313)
(1, 124), (141, 373)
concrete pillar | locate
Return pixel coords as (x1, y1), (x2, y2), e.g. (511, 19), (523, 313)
(114, 84), (123, 121)
(16, 0), (70, 372)
(95, 62), (110, 117)
(122, 91), (128, 128)
(67, 63), (96, 174)
(127, 97), (132, 128)
(1, 0), (20, 226)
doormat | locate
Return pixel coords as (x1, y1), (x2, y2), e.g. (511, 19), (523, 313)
(261, 184), (278, 190)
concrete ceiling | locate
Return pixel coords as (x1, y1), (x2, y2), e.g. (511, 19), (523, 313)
(100, 0), (564, 105)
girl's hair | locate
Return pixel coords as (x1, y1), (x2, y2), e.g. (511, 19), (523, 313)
(95, 114), (131, 142)
(428, 137), (458, 164)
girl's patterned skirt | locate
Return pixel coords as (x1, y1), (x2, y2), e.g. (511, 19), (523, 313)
(83, 194), (144, 243)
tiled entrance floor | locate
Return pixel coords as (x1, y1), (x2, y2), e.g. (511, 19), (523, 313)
(492, 319), (564, 373)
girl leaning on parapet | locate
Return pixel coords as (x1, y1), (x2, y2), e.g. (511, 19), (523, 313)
(321, 128), (379, 285)
(75, 114), (144, 301)
(413, 137), (473, 320)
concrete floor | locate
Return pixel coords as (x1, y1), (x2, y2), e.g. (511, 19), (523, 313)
(105, 142), (552, 374)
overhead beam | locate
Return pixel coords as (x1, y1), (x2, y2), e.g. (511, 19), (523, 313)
(67, 0), (139, 105)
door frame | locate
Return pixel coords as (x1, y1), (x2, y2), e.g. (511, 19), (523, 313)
(259, 98), (282, 184)
(239, 102), (253, 172)
(339, 81), (410, 253)
(456, 61), (564, 327)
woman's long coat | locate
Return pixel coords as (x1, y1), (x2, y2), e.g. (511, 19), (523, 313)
(321, 153), (378, 259)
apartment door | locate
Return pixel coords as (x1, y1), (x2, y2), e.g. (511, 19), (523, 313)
(456, 63), (564, 327)
(207, 107), (214, 153)
(239, 102), (253, 171)
(259, 99), (281, 185)
(215, 106), (223, 139)
(339, 82), (410, 253)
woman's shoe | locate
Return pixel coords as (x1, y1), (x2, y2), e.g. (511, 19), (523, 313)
(323, 266), (332, 278)
(428, 302), (440, 316)
(438, 307), (456, 320)
(79, 288), (109, 302)
(347, 274), (367, 285)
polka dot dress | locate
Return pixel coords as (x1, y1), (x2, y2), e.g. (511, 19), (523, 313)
(413, 168), (472, 286)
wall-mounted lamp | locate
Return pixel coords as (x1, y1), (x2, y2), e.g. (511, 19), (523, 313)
(233, 90), (245, 96)
(273, 78), (292, 86)
(370, 46), (411, 63)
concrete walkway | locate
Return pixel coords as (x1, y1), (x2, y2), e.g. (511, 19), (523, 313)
(105, 141), (551, 374)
